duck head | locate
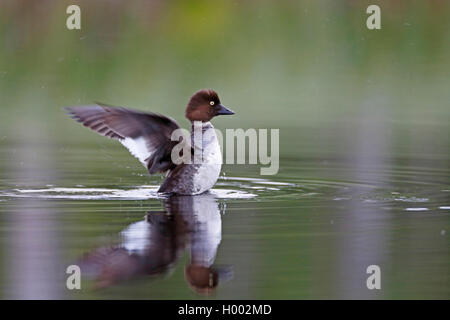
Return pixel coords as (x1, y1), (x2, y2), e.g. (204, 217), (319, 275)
(185, 89), (234, 122)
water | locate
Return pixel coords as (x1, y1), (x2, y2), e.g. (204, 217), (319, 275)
(0, 0), (449, 300)
(0, 126), (448, 299)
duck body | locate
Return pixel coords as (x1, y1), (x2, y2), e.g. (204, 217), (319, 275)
(65, 89), (234, 195)
(159, 122), (222, 195)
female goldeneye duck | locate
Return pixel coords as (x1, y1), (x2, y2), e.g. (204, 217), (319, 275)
(65, 89), (235, 195)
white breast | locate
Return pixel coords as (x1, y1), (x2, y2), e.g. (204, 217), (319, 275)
(192, 124), (222, 194)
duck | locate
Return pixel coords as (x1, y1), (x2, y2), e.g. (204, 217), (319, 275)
(65, 89), (234, 195)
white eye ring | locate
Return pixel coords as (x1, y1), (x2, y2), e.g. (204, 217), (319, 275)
(209, 101), (215, 106)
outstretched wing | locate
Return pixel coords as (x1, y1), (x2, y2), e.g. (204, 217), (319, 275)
(65, 103), (182, 174)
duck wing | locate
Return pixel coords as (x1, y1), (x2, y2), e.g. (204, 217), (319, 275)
(65, 103), (184, 174)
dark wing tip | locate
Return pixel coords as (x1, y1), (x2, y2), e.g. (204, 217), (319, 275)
(63, 106), (85, 123)
(63, 105), (125, 140)
(63, 106), (74, 115)
(63, 106), (78, 120)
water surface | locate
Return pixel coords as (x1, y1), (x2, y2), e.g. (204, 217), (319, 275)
(0, 125), (448, 299)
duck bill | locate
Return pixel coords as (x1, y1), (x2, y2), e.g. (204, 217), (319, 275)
(217, 104), (235, 115)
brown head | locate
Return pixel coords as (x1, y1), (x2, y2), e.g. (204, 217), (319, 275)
(185, 89), (234, 122)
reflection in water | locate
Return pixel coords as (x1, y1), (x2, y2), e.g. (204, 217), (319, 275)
(79, 193), (232, 295)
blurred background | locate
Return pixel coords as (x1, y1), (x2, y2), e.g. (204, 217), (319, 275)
(0, 0), (448, 299)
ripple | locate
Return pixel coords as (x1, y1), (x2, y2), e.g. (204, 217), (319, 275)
(0, 185), (256, 200)
(0, 176), (297, 201)
(0, 176), (446, 208)
(217, 176), (392, 203)
(405, 208), (429, 212)
(394, 196), (429, 203)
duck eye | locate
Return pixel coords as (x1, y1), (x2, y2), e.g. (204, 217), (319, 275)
(209, 101), (215, 106)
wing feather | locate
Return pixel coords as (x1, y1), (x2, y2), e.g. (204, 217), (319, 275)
(65, 104), (181, 173)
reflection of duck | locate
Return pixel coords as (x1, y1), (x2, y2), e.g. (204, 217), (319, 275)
(79, 193), (232, 294)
